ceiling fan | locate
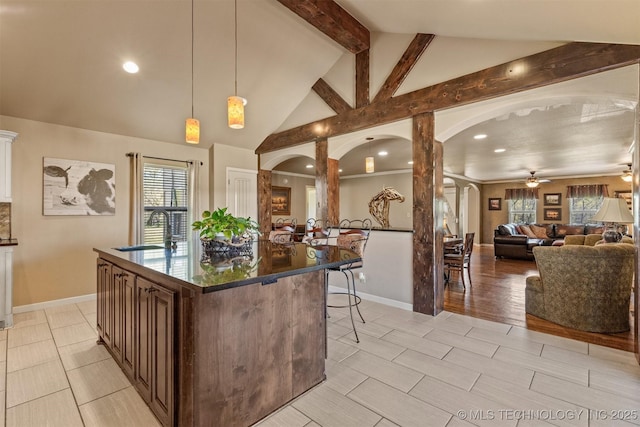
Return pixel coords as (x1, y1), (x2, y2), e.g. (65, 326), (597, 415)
(525, 171), (550, 188)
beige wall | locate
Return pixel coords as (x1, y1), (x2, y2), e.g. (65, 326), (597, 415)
(1, 116), (210, 307)
(340, 171), (413, 228)
(481, 175), (632, 244)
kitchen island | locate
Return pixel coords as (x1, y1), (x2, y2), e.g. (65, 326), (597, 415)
(94, 240), (360, 427)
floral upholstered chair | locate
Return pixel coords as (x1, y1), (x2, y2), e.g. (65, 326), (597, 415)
(525, 244), (634, 333)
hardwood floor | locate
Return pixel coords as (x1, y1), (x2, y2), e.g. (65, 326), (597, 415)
(443, 245), (635, 352)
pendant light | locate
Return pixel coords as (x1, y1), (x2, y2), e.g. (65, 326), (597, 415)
(185, 0), (199, 144)
(228, 0), (245, 129)
(365, 137), (374, 173)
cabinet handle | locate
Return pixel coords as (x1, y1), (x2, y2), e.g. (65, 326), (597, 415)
(145, 287), (157, 293)
(116, 272), (128, 278)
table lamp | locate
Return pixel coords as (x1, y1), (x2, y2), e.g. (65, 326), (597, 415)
(591, 197), (634, 235)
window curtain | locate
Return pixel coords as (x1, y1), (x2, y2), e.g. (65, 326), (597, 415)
(505, 188), (539, 200)
(566, 184), (609, 198)
(188, 160), (201, 254)
(128, 152), (144, 245)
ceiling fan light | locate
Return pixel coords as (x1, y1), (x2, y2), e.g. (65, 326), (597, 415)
(228, 96), (245, 129)
(526, 179), (539, 188)
(621, 164), (632, 182)
(185, 118), (200, 144)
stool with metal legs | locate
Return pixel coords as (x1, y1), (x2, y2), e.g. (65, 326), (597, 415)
(327, 218), (371, 343)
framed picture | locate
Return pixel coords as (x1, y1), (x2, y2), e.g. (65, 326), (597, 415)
(43, 157), (115, 216)
(615, 191), (632, 210)
(272, 186), (291, 215)
(544, 193), (561, 206)
(488, 198), (501, 211)
(544, 208), (562, 221)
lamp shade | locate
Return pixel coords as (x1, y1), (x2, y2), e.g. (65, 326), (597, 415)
(185, 118), (200, 144)
(365, 156), (374, 174)
(591, 197), (634, 223)
(228, 96), (245, 129)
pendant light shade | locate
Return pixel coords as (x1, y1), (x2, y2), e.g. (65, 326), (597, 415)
(185, 118), (200, 144)
(228, 96), (245, 129)
(365, 156), (375, 174)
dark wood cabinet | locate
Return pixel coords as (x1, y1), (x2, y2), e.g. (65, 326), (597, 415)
(98, 263), (176, 427)
(110, 266), (124, 361)
(96, 260), (113, 348)
(149, 283), (174, 426)
(135, 276), (174, 426)
(121, 269), (136, 378)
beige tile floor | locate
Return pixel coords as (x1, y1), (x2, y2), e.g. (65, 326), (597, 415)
(1, 298), (639, 427)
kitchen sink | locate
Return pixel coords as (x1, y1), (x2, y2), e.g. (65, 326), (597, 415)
(114, 245), (165, 252)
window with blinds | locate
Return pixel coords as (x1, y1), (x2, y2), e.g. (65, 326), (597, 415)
(143, 163), (189, 245)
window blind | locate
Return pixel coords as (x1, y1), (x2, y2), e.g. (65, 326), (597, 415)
(143, 164), (189, 244)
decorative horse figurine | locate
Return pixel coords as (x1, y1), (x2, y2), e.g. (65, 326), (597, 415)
(368, 187), (405, 228)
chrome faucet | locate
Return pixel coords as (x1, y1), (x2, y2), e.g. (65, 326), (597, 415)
(147, 210), (173, 249)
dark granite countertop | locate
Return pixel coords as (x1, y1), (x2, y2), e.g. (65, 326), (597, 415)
(95, 240), (360, 293)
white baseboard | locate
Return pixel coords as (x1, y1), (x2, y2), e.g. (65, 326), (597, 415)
(327, 285), (412, 311)
(13, 293), (97, 314)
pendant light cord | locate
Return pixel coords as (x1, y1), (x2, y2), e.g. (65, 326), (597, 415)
(191, 0), (194, 117)
(234, 0), (238, 96)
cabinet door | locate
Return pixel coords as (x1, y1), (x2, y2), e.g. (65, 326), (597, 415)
(121, 270), (136, 378)
(135, 277), (153, 403)
(150, 284), (175, 427)
(96, 260), (112, 347)
(111, 266), (125, 361)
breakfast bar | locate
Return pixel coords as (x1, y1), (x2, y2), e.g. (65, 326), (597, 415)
(94, 241), (360, 427)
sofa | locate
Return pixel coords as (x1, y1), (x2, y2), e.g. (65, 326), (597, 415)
(494, 223), (606, 260)
(525, 243), (634, 333)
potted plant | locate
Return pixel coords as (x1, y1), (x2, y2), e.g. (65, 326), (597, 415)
(192, 207), (260, 256)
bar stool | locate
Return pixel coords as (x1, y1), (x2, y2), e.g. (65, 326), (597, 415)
(327, 218), (372, 343)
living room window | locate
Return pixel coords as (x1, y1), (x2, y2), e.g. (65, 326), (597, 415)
(505, 188), (538, 223)
(566, 184), (609, 224)
(509, 198), (537, 223)
(569, 196), (603, 224)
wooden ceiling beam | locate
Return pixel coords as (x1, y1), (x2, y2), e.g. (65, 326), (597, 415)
(277, 0), (370, 54)
(312, 78), (352, 114)
(355, 50), (370, 108)
(373, 34), (435, 103)
(256, 42), (640, 154)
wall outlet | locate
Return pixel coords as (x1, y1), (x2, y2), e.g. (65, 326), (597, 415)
(359, 272), (366, 283)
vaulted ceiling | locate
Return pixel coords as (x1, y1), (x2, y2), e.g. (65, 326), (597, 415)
(1, 0), (639, 182)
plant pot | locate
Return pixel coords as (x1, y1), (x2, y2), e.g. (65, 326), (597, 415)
(201, 235), (253, 260)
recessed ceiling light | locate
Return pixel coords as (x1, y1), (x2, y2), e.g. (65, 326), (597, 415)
(378, 151), (388, 156)
(474, 134), (487, 140)
(494, 148), (506, 153)
(338, 169), (343, 173)
(122, 61), (139, 74)
(408, 161), (414, 165)
(305, 164), (313, 169)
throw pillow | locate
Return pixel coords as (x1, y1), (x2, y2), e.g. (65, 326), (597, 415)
(530, 224), (548, 239)
(519, 225), (537, 238)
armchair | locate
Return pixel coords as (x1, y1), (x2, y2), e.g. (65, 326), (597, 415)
(525, 244), (634, 333)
